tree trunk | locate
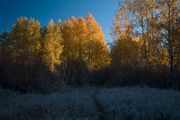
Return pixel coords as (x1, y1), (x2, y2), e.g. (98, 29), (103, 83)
(168, 2), (175, 74)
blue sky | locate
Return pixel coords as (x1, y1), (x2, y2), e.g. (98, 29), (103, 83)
(0, 0), (119, 43)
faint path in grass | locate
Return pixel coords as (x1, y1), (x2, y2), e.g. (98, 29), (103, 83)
(92, 88), (106, 120)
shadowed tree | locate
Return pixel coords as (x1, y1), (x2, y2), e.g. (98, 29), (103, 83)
(158, 0), (180, 74)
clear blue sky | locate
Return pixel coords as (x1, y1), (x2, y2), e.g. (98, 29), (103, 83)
(0, 0), (119, 43)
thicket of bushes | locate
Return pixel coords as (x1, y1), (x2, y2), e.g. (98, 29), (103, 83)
(0, 58), (179, 94)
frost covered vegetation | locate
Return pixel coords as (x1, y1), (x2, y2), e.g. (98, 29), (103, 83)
(0, 87), (180, 120)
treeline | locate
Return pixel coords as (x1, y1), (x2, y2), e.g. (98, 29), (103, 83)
(0, 0), (180, 93)
(0, 14), (110, 92)
(110, 0), (180, 88)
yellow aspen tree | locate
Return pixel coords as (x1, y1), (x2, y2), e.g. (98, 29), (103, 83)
(12, 17), (41, 64)
(86, 13), (110, 70)
(61, 17), (77, 61)
(42, 19), (63, 71)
